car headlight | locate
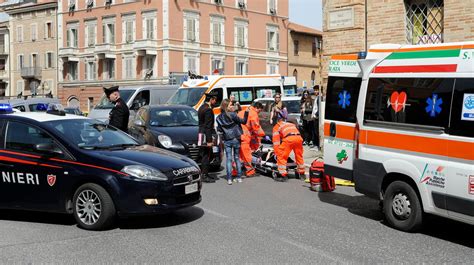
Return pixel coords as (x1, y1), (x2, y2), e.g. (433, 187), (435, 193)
(158, 135), (172, 148)
(121, 165), (168, 181)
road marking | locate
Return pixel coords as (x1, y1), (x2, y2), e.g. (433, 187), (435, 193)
(201, 207), (230, 219)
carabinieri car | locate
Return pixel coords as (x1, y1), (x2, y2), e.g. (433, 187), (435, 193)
(0, 104), (202, 230)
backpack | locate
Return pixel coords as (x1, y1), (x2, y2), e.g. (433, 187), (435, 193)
(309, 158), (335, 192)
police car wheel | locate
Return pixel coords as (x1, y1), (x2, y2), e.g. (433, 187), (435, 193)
(383, 181), (423, 232)
(73, 183), (116, 230)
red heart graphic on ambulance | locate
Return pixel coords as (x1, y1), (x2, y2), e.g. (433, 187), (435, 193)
(390, 91), (407, 113)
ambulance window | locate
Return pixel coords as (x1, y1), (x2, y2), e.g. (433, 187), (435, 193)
(449, 78), (474, 137)
(212, 87), (223, 106)
(228, 87), (254, 105)
(5, 121), (64, 157)
(364, 78), (453, 129)
(325, 77), (362, 123)
(255, 86), (280, 99)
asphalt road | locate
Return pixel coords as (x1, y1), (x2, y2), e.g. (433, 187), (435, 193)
(0, 146), (472, 263)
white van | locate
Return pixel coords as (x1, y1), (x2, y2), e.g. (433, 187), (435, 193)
(324, 42), (474, 232)
(167, 74), (297, 114)
(88, 85), (178, 122)
(0, 97), (60, 112)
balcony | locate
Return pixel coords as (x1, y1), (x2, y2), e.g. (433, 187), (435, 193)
(58, 47), (79, 62)
(95, 44), (117, 59)
(133, 40), (158, 56)
(21, 67), (42, 79)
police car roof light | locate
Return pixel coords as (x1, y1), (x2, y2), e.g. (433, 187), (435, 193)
(358, 51), (367, 59)
(0, 103), (13, 114)
(36, 103), (49, 111)
(46, 103), (66, 116)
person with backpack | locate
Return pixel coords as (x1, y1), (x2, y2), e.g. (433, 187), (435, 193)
(216, 99), (250, 185)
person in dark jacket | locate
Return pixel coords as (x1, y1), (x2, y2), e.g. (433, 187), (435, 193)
(216, 99), (249, 185)
(198, 90), (218, 183)
(104, 86), (130, 133)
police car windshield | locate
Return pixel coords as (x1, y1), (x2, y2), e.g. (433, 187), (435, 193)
(167, 87), (207, 107)
(46, 119), (139, 149)
(94, 90), (134, 109)
(150, 108), (198, 127)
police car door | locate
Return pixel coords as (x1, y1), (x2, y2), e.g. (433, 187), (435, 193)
(324, 76), (362, 181)
(0, 120), (68, 210)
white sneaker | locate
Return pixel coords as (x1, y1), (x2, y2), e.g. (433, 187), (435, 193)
(227, 179), (233, 185)
(237, 178), (243, 183)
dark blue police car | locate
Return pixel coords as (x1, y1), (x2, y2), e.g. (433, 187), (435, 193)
(0, 104), (202, 230)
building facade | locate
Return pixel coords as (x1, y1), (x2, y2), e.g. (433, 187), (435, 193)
(58, 0), (289, 111)
(288, 22), (322, 89)
(6, 1), (58, 98)
(322, 0), (474, 89)
(0, 17), (10, 97)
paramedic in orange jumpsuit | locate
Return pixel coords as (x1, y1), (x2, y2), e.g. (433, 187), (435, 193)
(272, 113), (305, 181)
(238, 101), (265, 177)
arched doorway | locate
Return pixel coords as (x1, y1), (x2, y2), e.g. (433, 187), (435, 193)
(293, 69), (298, 81)
(311, 70), (316, 87)
(67, 96), (80, 108)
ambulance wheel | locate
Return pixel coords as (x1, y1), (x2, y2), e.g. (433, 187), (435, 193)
(383, 181), (423, 232)
(73, 183), (116, 231)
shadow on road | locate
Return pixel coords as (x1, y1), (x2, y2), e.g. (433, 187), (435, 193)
(318, 190), (474, 248)
(0, 210), (76, 226)
(118, 206), (204, 230)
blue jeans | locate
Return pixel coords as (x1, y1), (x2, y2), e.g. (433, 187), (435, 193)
(224, 138), (242, 180)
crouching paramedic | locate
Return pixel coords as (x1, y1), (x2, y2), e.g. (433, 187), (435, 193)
(272, 112), (305, 181)
(239, 101), (265, 177)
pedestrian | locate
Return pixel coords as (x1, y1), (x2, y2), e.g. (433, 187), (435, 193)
(229, 94), (242, 112)
(272, 112), (305, 182)
(300, 90), (314, 146)
(269, 93), (287, 125)
(216, 99), (250, 185)
(103, 86), (130, 133)
(238, 101), (265, 178)
(311, 89), (321, 150)
(198, 90), (219, 183)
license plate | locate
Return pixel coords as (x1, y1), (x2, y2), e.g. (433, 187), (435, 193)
(185, 183), (198, 194)
(212, 146), (219, 153)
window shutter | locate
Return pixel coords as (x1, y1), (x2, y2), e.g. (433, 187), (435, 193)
(111, 24), (115, 43)
(276, 32), (279, 51)
(74, 29), (78, 47)
(85, 63), (89, 80)
(44, 23), (47, 39)
(267, 31), (270, 50)
(66, 29), (70, 47)
(102, 24), (106, 43)
(213, 23), (218, 43)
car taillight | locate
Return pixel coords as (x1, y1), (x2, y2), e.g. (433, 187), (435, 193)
(354, 121), (360, 159)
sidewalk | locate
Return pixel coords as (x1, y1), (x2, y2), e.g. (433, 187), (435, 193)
(303, 145), (322, 167)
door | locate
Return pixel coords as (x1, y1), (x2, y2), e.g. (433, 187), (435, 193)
(446, 78), (474, 221)
(0, 120), (72, 211)
(323, 76), (362, 181)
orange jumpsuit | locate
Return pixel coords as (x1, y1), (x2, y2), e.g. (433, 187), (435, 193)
(239, 107), (265, 176)
(272, 121), (305, 177)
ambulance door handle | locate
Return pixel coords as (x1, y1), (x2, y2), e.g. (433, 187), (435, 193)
(330, 122), (336, 137)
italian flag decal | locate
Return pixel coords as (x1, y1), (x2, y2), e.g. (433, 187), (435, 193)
(373, 48), (461, 73)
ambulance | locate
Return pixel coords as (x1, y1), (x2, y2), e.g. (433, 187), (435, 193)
(324, 42), (474, 232)
(167, 74), (297, 113)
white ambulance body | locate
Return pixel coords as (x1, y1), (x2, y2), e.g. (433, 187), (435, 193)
(166, 74), (297, 114)
(324, 42), (474, 231)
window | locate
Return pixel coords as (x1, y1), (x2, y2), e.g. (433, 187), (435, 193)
(186, 57), (197, 72)
(267, 28), (279, 51)
(17, 26), (23, 42)
(31, 54), (39, 68)
(364, 78), (454, 129)
(18, 55), (24, 70)
(68, 0), (76, 11)
(103, 59), (115, 79)
(236, 0), (246, 9)
(312, 38), (317, 57)
(124, 20), (134, 43)
(293, 69), (298, 81)
(67, 27), (78, 47)
(45, 22), (53, 39)
(211, 58), (224, 74)
(212, 22), (222, 44)
(255, 86), (280, 98)
(0, 59), (5, 71)
(268, 0), (277, 14)
(228, 87), (254, 104)
(236, 25), (245, 48)
(449, 78), (474, 137)
(124, 57), (134, 79)
(45, 52), (54, 68)
(31, 24), (37, 41)
(86, 0), (94, 9)
(67, 62), (78, 80)
(236, 60), (248, 75)
(267, 61), (278, 74)
(102, 22), (115, 44)
(5, 121), (62, 156)
(16, 80), (24, 95)
(325, 76), (362, 123)
(131, 91), (150, 110)
(144, 56), (155, 78)
(145, 17), (154, 40)
(294, 40), (299, 55)
(86, 24), (96, 47)
(405, 0), (444, 44)
(85, 61), (96, 80)
(311, 70), (316, 87)
(186, 18), (196, 42)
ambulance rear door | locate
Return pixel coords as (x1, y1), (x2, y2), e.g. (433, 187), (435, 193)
(324, 73), (362, 181)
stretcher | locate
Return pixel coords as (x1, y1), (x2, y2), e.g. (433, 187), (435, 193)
(251, 146), (298, 178)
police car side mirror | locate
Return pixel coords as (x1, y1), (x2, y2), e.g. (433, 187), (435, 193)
(34, 143), (63, 156)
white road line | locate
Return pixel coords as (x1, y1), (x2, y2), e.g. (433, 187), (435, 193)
(201, 207), (230, 219)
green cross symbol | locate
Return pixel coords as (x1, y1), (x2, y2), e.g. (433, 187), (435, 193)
(336, 149), (348, 164)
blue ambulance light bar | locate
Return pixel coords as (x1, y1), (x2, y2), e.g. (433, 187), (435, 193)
(358, 51), (367, 59)
(36, 103), (49, 111)
(0, 103), (13, 114)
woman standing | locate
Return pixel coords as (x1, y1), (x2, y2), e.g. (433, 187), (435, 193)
(300, 90), (315, 146)
(270, 93), (287, 125)
(216, 99), (249, 185)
